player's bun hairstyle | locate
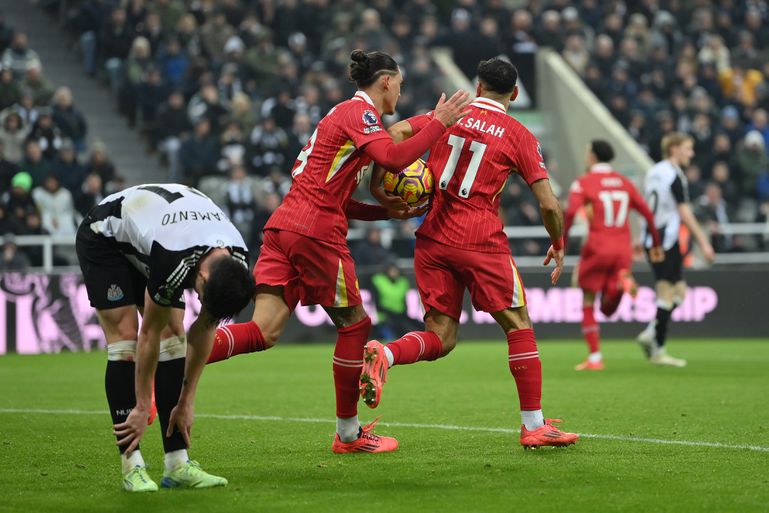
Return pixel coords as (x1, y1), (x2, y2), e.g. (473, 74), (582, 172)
(348, 49), (399, 88)
(477, 58), (518, 94)
(590, 140), (615, 162)
(201, 255), (256, 324)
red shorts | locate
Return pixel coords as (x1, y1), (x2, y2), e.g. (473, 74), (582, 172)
(414, 236), (526, 321)
(577, 244), (632, 294)
(254, 229), (361, 310)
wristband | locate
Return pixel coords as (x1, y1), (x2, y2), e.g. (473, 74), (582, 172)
(551, 238), (564, 251)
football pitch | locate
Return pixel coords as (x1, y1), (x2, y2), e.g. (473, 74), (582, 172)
(1, 339), (767, 513)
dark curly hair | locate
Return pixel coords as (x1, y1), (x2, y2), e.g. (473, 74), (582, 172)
(590, 140), (615, 163)
(477, 58), (518, 95)
(201, 255), (256, 324)
(348, 49), (399, 88)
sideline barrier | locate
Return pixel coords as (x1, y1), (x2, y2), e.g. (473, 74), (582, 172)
(0, 266), (766, 354)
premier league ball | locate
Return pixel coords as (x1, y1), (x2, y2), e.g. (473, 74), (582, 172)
(383, 159), (434, 206)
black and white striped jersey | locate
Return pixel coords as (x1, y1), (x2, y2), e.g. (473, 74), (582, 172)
(641, 160), (690, 250)
(83, 183), (248, 306)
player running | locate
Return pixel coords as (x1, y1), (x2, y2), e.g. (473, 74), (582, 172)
(365, 58), (579, 449)
(563, 140), (664, 371)
(203, 50), (471, 453)
(637, 133), (715, 366)
(75, 183), (255, 492)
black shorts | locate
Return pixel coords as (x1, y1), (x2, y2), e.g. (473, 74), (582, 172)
(76, 222), (149, 310)
(647, 242), (684, 283)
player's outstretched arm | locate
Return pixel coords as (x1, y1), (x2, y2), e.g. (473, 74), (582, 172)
(678, 203), (716, 263)
(362, 91), (471, 172)
(531, 179), (565, 285)
(113, 291), (171, 454)
(165, 308), (217, 447)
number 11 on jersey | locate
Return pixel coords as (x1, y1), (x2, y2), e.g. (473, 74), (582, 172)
(439, 134), (488, 198)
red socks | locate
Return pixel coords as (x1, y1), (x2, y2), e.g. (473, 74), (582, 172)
(506, 328), (542, 411)
(332, 316), (371, 418)
(581, 306), (600, 354)
(207, 321), (266, 364)
(387, 331), (443, 365)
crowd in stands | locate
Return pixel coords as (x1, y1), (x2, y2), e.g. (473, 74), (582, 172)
(0, 12), (127, 269)
(437, 0), (769, 253)
(5, 0), (769, 270)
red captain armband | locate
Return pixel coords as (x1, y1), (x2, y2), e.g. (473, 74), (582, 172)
(551, 238), (564, 251)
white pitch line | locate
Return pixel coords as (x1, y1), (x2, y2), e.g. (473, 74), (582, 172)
(2, 408), (768, 453)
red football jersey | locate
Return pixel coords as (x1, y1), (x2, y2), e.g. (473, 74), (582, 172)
(265, 91), (391, 245)
(564, 164), (659, 252)
(417, 97), (549, 253)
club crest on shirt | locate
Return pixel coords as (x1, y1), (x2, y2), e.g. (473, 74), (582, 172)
(362, 110), (378, 126)
(107, 284), (124, 302)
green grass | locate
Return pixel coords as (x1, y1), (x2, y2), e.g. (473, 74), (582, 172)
(1, 340), (768, 513)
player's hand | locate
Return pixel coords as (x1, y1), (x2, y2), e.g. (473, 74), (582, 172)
(543, 245), (564, 285)
(372, 185), (409, 212)
(113, 406), (149, 455)
(389, 202), (429, 219)
(433, 90), (472, 127)
(649, 246), (665, 263)
(701, 242), (716, 263)
(166, 402), (194, 448)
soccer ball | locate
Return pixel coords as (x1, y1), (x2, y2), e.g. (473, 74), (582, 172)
(382, 159), (434, 206)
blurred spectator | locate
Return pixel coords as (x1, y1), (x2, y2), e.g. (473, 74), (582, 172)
(15, 210), (47, 266)
(153, 90), (190, 181)
(74, 172), (104, 217)
(25, 109), (62, 161)
(685, 164), (706, 201)
(562, 33), (589, 75)
(710, 161), (740, 210)
(229, 92), (257, 135)
(695, 182), (732, 253)
(737, 131), (769, 198)
(0, 110), (26, 163)
(19, 140), (50, 188)
(156, 37), (189, 90)
(0, 67), (19, 110)
(99, 7), (133, 93)
(0, 140), (17, 192)
(250, 191), (281, 251)
(352, 227), (390, 268)
(2, 172), (37, 226)
(119, 36), (152, 126)
(32, 174), (79, 237)
(0, 234), (30, 271)
(52, 87), (87, 152)
(200, 9), (235, 64)
(0, 11), (14, 53)
(13, 90), (39, 128)
(179, 117), (219, 185)
(248, 117), (289, 176)
(746, 108), (769, 150)
(218, 120), (247, 173)
(84, 140), (115, 189)
(1, 33), (41, 79)
(21, 61), (54, 106)
(371, 261), (418, 340)
(187, 82), (226, 128)
(221, 164), (256, 240)
(51, 140), (87, 194)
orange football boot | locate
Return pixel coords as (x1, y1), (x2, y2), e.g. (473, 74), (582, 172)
(575, 359), (605, 371)
(332, 417), (399, 454)
(520, 419), (580, 449)
(359, 340), (388, 409)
